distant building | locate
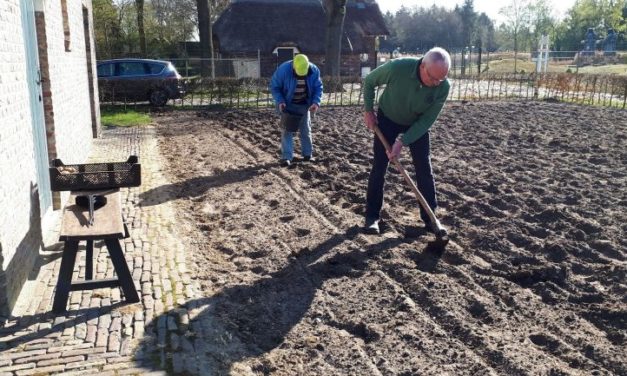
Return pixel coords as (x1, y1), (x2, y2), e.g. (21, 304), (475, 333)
(209, 0), (389, 77)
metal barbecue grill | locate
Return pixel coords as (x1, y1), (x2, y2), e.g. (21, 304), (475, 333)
(49, 156), (141, 225)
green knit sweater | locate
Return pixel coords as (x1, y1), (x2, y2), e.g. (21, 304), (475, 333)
(363, 57), (450, 145)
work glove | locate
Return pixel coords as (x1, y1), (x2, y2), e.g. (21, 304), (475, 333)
(387, 139), (403, 161)
(364, 111), (377, 131)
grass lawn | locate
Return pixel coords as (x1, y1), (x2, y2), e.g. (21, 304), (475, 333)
(100, 107), (152, 127)
(575, 64), (627, 75)
(480, 58), (627, 75)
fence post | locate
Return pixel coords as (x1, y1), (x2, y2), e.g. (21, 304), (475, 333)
(477, 47), (482, 77)
(457, 74), (461, 100)
(487, 75), (492, 99)
(348, 81), (353, 104)
(498, 74), (507, 99)
(339, 77), (344, 106)
(358, 81), (363, 107)
(256, 80), (260, 108)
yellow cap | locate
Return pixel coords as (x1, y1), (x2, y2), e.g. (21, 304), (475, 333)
(293, 54), (309, 76)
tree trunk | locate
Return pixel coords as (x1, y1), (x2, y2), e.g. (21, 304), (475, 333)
(514, 33), (518, 73)
(135, 0), (146, 56)
(197, 0), (212, 77)
(323, 0), (347, 79)
(209, 0), (215, 78)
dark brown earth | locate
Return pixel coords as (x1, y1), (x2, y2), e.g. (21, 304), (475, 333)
(153, 101), (626, 375)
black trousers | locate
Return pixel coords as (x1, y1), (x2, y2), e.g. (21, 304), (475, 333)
(365, 109), (437, 224)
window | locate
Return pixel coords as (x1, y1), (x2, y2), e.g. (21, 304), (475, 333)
(61, 0), (71, 51)
(147, 63), (165, 75)
(275, 47), (297, 64)
(97, 63), (114, 77)
(117, 62), (146, 76)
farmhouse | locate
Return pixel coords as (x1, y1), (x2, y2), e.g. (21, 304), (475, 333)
(212, 0), (389, 77)
(0, 0), (100, 317)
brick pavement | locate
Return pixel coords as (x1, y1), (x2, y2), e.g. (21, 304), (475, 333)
(0, 126), (201, 375)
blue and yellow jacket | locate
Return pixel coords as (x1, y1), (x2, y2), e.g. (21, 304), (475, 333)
(270, 60), (323, 107)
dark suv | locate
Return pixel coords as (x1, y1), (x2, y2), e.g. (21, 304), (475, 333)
(97, 59), (185, 106)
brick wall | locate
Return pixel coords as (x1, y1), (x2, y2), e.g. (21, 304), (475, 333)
(41, 0), (96, 163)
(0, 0), (98, 317)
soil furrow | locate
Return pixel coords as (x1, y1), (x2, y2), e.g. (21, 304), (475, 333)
(154, 101), (626, 375)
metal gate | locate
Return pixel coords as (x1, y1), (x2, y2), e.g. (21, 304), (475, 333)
(21, 0), (52, 213)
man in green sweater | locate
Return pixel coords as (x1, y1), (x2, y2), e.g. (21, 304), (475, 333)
(362, 47), (451, 235)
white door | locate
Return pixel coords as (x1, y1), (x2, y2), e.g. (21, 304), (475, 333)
(21, 0), (52, 213)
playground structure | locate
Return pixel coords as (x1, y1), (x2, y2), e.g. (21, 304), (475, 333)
(575, 27), (620, 65)
(536, 35), (550, 73)
(603, 28), (618, 56)
(531, 28), (622, 73)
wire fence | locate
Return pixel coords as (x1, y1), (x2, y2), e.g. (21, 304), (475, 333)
(164, 51), (624, 79)
(99, 72), (627, 110)
(167, 58), (260, 78)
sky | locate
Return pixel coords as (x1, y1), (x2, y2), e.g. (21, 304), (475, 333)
(375, 0), (578, 24)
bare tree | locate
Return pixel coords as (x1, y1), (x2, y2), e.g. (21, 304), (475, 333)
(196, 0), (215, 77)
(145, 0), (198, 57)
(135, 0), (146, 56)
(500, 0), (532, 73)
(323, 0), (347, 78)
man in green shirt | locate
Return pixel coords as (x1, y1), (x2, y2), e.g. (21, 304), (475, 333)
(362, 47), (451, 235)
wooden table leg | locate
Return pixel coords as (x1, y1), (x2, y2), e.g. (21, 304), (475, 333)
(85, 240), (94, 280)
(52, 240), (79, 314)
(104, 239), (140, 303)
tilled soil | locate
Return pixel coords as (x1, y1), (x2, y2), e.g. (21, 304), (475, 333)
(153, 101), (626, 375)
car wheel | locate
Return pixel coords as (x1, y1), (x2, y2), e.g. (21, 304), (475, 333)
(149, 89), (169, 107)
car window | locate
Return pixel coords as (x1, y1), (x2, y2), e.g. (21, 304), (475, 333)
(117, 62), (146, 76)
(97, 63), (114, 77)
(147, 63), (165, 74)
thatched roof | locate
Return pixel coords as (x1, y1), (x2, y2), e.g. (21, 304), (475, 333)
(213, 0), (389, 54)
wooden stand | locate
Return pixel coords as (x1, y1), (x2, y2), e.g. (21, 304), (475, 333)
(52, 189), (140, 314)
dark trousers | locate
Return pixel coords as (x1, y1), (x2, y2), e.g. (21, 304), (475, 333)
(365, 109), (437, 224)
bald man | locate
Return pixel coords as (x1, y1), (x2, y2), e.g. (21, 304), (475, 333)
(362, 47), (451, 235)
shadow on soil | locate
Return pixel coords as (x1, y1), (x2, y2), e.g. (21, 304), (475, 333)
(135, 226), (445, 374)
(138, 162), (276, 207)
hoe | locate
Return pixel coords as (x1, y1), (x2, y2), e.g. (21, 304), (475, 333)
(373, 125), (449, 247)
